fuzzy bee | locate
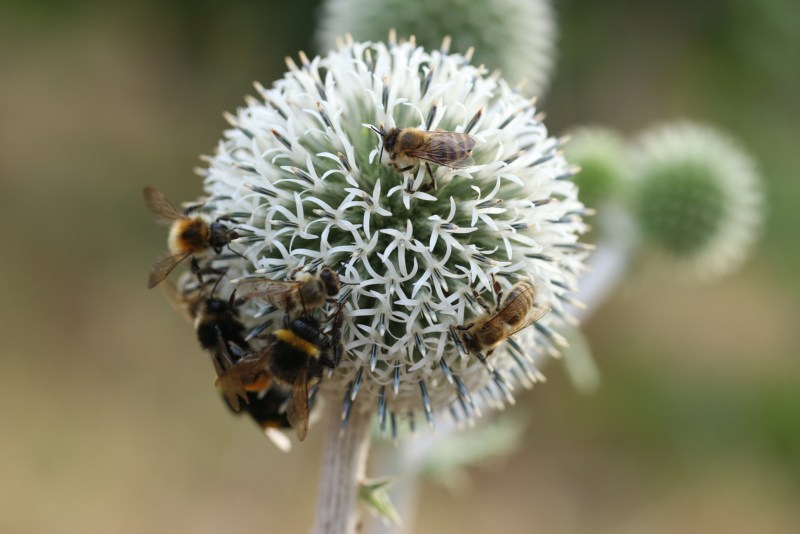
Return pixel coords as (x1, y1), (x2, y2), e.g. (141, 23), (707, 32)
(369, 124), (476, 191)
(456, 278), (549, 363)
(144, 186), (239, 289)
(235, 265), (341, 319)
(162, 275), (296, 450)
(218, 314), (337, 441)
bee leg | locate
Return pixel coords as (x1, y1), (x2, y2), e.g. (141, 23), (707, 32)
(472, 287), (492, 314)
(454, 322), (474, 331)
(298, 293), (308, 317)
(189, 256), (207, 291)
(319, 353), (337, 369)
(492, 275), (504, 312)
(225, 244), (247, 260)
(475, 351), (496, 372)
(396, 164), (417, 192)
(420, 162), (437, 192)
(328, 303), (345, 367)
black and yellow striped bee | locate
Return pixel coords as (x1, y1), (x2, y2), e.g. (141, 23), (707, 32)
(144, 186), (240, 289)
(220, 313), (338, 441)
(162, 276), (295, 450)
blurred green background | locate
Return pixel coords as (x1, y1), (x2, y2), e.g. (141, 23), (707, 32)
(1, 0), (799, 532)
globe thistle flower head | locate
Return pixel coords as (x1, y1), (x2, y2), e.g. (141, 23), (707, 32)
(628, 122), (764, 281)
(564, 126), (627, 210)
(315, 0), (558, 97)
(199, 35), (589, 438)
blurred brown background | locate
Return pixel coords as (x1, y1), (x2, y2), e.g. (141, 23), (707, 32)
(1, 1), (799, 532)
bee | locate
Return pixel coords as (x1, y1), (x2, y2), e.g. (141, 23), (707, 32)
(213, 344), (297, 453)
(369, 124), (477, 191)
(144, 186), (240, 289)
(222, 314), (336, 441)
(162, 275), (269, 409)
(456, 279), (549, 363)
(236, 265), (347, 367)
(235, 265), (341, 319)
(162, 275), (295, 450)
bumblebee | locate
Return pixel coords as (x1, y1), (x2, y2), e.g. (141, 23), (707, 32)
(264, 314), (337, 441)
(456, 279), (549, 362)
(222, 314), (336, 441)
(144, 186), (240, 289)
(162, 276), (295, 450)
(369, 124), (476, 191)
(235, 265), (341, 318)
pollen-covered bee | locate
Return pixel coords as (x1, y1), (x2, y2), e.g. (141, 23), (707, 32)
(162, 276), (295, 450)
(144, 186), (240, 289)
(235, 265), (341, 318)
(456, 279), (549, 362)
(220, 314), (336, 441)
(369, 124), (476, 191)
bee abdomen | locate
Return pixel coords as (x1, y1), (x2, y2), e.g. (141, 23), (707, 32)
(273, 329), (321, 358)
(169, 218), (209, 253)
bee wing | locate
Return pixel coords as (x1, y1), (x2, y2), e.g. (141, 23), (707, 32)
(160, 278), (196, 323)
(483, 282), (538, 330)
(147, 250), (190, 288)
(507, 303), (551, 338)
(408, 132), (477, 167)
(215, 355), (267, 412)
(143, 186), (184, 224)
(287, 371), (310, 441)
(236, 278), (301, 303)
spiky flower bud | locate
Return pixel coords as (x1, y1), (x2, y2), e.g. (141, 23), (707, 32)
(315, 0), (558, 96)
(628, 122), (764, 280)
(564, 126), (627, 210)
(194, 36), (589, 438)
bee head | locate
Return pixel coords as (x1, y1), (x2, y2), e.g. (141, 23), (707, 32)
(383, 128), (400, 153)
(319, 266), (341, 296)
(209, 221), (239, 249)
(460, 331), (480, 354)
(202, 297), (229, 318)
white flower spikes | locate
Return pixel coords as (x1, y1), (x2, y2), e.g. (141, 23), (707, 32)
(200, 35), (590, 436)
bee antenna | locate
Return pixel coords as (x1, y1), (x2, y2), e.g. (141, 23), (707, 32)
(226, 244), (246, 260)
(367, 124), (386, 163)
(367, 123), (384, 137)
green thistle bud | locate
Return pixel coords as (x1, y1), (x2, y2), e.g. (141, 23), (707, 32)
(628, 122), (764, 280)
(315, 0), (558, 96)
(564, 126), (627, 210)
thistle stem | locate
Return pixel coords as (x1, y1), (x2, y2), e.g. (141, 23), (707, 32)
(312, 400), (373, 534)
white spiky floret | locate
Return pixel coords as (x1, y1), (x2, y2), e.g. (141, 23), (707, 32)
(198, 35), (589, 436)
